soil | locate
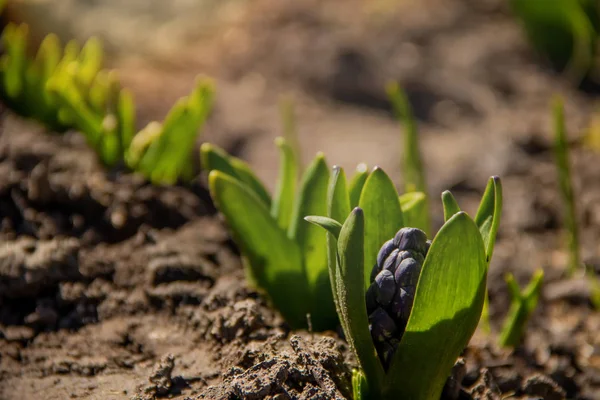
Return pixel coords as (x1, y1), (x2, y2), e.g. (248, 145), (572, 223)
(1, 0), (600, 399)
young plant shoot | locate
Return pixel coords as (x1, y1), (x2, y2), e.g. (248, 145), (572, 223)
(509, 0), (599, 83)
(499, 269), (544, 348)
(0, 19), (215, 185)
(387, 82), (430, 235)
(306, 167), (502, 400)
(553, 98), (581, 276)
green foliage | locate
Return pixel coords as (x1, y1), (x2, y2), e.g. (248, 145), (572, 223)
(204, 138), (337, 330)
(552, 98), (581, 276)
(509, 0), (600, 83)
(499, 270), (544, 348)
(306, 168), (502, 400)
(0, 21), (214, 184)
(387, 82), (430, 236)
(126, 78), (215, 184)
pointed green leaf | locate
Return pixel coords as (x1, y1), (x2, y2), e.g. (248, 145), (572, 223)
(349, 163), (368, 208)
(387, 82), (427, 195)
(3, 23), (27, 98)
(200, 143), (271, 206)
(358, 167), (404, 289)
(337, 208), (385, 395)
(288, 154), (334, 330)
(499, 270), (544, 348)
(552, 98), (580, 276)
(387, 212), (487, 400)
(209, 170), (309, 328)
(352, 369), (369, 400)
(474, 176), (503, 263)
(77, 36), (103, 87)
(126, 121), (162, 169)
(399, 191), (429, 234)
(442, 190), (461, 222)
(279, 95), (301, 169)
(328, 166), (351, 224)
(47, 77), (104, 143)
(271, 137), (298, 230)
(117, 88), (136, 151)
(326, 166), (350, 332)
(304, 216), (342, 239)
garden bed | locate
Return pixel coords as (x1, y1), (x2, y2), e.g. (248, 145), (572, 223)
(1, 0), (599, 399)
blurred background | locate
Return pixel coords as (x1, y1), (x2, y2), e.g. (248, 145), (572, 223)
(3, 0), (600, 256)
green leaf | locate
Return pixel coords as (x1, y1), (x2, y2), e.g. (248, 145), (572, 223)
(149, 98), (198, 184)
(126, 121), (162, 169)
(3, 23), (28, 99)
(399, 191), (429, 234)
(442, 190), (461, 222)
(271, 137), (298, 230)
(208, 170), (309, 328)
(474, 176), (503, 263)
(498, 270), (544, 348)
(200, 143), (271, 206)
(387, 212), (487, 400)
(279, 95), (302, 169)
(352, 369), (369, 400)
(349, 163), (368, 208)
(47, 77), (104, 143)
(303, 216), (342, 239)
(326, 166), (350, 333)
(288, 154), (334, 330)
(328, 166), (351, 224)
(117, 88), (136, 151)
(77, 37), (103, 87)
(358, 167), (404, 289)
(33, 33), (61, 123)
(337, 208), (385, 395)
(552, 98), (580, 276)
(387, 82), (427, 195)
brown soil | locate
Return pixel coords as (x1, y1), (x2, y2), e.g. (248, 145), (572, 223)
(1, 0), (600, 399)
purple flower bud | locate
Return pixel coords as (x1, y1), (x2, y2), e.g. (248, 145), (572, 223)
(366, 284), (378, 315)
(394, 258), (421, 287)
(382, 248), (400, 273)
(394, 250), (424, 270)
(370, 262), (380, 283)
(400, 287), (415, 320)
(393, 228), (428, 255)
(369, 307), (397, 342)
(375, 339), (398, 370)
(374, 269), (396, 305)
(376, 239), (396, 267)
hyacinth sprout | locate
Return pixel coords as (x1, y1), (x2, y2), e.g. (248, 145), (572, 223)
(306, 167), (502, 400)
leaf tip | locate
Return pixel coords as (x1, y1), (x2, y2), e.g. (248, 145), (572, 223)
(274, 136), (285, 147)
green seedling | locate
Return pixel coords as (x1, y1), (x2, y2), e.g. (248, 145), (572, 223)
(0, 18), (215, 184)
(553, 97), (581, 276)
(0, 22), (103, 131)
(203, 137), (336, 330)
(509, 0), (599, 83)
(553, 98), (600, 308)
(306, 167), (502, 400)
(126, 77), (215, 184)
(387, 82), (430, 235)
(499, 270), (544, 348)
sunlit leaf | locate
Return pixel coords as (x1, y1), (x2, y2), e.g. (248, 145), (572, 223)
(209, 170), (309, 328)
(271, 137), (298, 230)
(387, 212), (487, 400)
(358, 167), (404, 289)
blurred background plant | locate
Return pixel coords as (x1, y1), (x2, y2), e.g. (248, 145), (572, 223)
(0, 9), (215, 184)
(509, 0), (600, 84)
